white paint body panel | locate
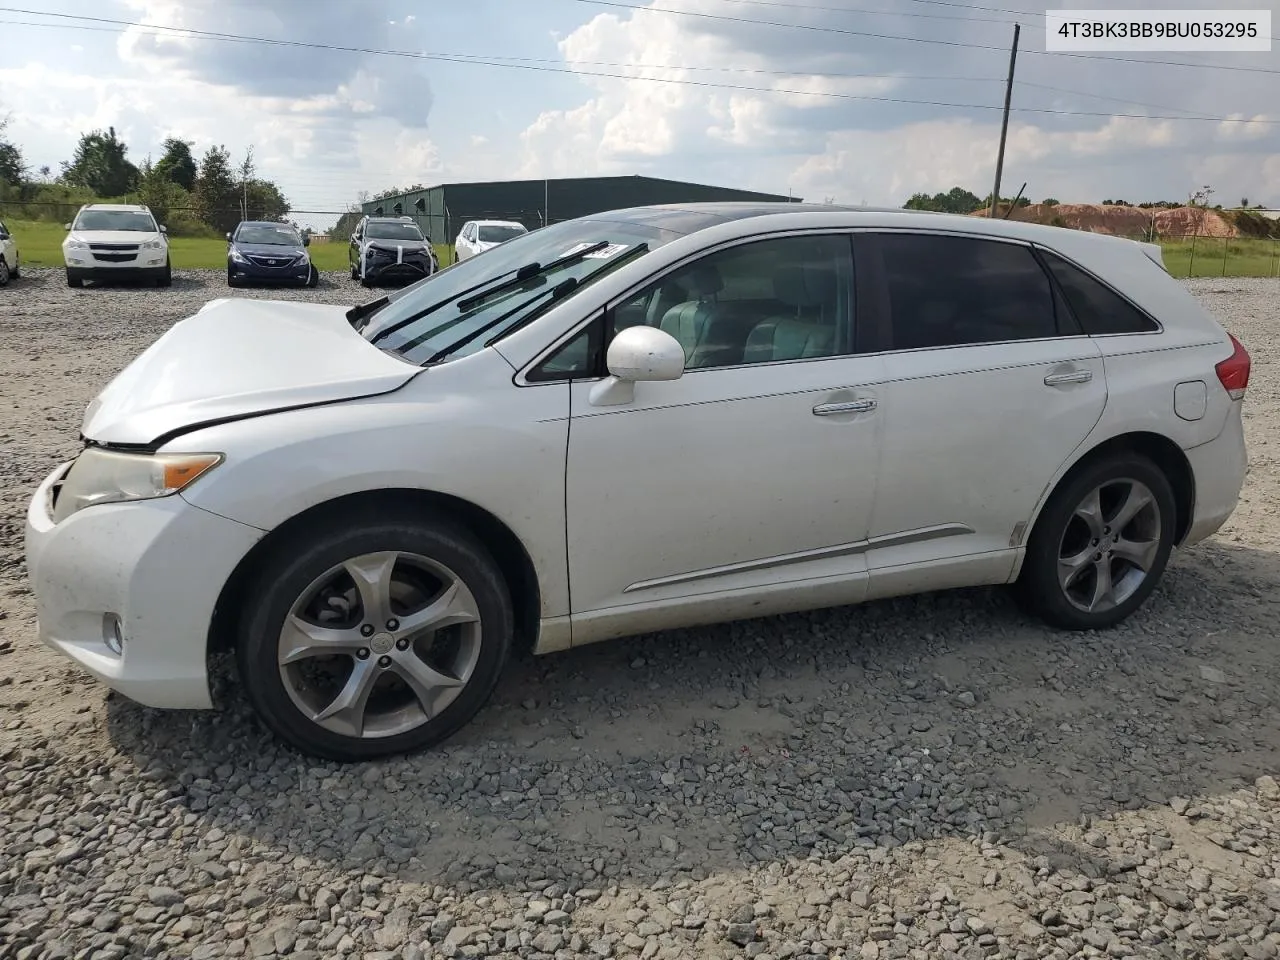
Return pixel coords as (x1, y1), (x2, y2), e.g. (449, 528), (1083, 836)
(81, 298), (420, 445)
(23, 205), (1249, 711)
(0, 220), (18, 277)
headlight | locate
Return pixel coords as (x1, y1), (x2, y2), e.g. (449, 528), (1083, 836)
(65, 239), (89, 251)
(229, 248), (248, 263)
(141, 239), (164, 250)
(298, 251), (310, 265)
(52, 447), (223, 523)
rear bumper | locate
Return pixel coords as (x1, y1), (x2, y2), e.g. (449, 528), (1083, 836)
(1182, 401), (1248, 546)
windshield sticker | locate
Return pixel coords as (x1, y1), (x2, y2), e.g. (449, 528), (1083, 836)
(583, 243), (630, 259)
(558, 242), (631, 260)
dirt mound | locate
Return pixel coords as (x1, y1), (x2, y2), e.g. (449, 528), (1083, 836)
(971, 203), (1240, 238)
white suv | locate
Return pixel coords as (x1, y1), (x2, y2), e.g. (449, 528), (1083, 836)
(62, 203), (172, 288)
(25, 203), (1249, 761)
(454, 219), (529, 262)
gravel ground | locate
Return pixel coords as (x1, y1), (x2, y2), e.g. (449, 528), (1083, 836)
(2, 267), (1280, 960)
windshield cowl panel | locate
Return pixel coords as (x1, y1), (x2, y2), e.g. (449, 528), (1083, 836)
(360, 219), (676, 366)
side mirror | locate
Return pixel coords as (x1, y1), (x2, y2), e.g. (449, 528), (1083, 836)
(590, 325), (685, 406)
(608, 325), (685, 381)
(303, 236), (310, 247)
(159, 225), (167, 233)
(225, 232), (232, 240)
(63, 222), (72, 230)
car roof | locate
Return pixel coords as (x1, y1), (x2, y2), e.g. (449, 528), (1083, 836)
(473, 219), (526, 228)
(81, 203), (151, 212)
(578, 201), (1145, 253)
(237, 220), (295, 227)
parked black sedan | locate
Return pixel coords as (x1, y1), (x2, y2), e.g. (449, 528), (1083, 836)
(349, 216), (438, 287)
(227, 221), (318, 288)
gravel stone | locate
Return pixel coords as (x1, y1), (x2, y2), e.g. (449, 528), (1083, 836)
(2, 273), (1280, 960)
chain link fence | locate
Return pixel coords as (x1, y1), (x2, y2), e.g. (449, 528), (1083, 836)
(1141, 234), (1280, 279)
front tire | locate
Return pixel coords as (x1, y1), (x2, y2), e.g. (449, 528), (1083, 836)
(306, 265), (319, 288)
(236, 513), (513, 761)
(0, 259), (9, 286)
(156, 260), (172, 288)
(1015, 454), (1176, 631)
(66, 269), (83, 288)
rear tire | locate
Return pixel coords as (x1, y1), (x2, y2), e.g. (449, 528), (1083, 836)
(236, 512), (514, 761)
(1015, 453), (1176, 631)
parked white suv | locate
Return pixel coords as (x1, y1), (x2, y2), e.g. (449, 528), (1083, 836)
(454, 219), (528, 262)
(0, 218), (19, 285)
(25, 203), (1249, 761)
(62, 203), (171, 288)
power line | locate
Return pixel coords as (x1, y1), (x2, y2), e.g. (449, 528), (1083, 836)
(689, 0), (1025, 27)
(1, 9), (1275, 122)
(570, 0), (1280, 75)
(0, 16), (1002, 85)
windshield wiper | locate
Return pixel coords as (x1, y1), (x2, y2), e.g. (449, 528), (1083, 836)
(347, 296), (390, 328)
(368, 241), (610, 347)
(427, 277), (580, 363)
(484, 243), (650, 349)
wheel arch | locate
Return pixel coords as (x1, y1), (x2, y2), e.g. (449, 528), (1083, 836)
(1016, 430), (1195, 573)
(207, 487), (542, 661)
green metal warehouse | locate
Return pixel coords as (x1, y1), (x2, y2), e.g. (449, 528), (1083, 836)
(361, 175), (800, 249)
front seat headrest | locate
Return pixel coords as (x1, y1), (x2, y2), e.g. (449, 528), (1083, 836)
(773, 264), (836, 308)
(682, 265), (724, 298)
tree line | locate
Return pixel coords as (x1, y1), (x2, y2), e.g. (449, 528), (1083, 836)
(903, 185), (1269, 214)
(0, 115), (291, 237)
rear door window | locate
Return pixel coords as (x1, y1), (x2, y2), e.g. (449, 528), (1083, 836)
(876, 233), (1060, 350)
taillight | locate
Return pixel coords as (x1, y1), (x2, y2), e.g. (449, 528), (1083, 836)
(1215, 333), (1251, 401)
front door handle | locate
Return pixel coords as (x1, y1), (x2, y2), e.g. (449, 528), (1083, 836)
(813, 398), (877, 416)
(1044, 370), (1093, 386)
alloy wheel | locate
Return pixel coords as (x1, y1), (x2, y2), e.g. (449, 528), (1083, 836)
(278, 551), (483, 739)
(1057, 478), (1162, 614)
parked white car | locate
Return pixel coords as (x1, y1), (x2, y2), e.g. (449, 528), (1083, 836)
(0, 218), (19, 285)
(454, 219), (528, 262)
(62, 203), (171, 288)
(25, 203), (1250, 761)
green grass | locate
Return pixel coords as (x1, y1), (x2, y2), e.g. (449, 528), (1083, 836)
(1158, 237), (1280, 279)
(2, 220), (454, 271)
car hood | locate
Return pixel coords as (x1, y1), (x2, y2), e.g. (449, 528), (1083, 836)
(82, 298), (421, 447)
(232, 241), (305, 257)
(68, 230), (162, 245)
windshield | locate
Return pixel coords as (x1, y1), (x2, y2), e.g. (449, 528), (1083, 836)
(366, 221), (424, 241)
(235, 223), (301, 245)
(73, 210), (157, 232)
(360, 217), (681, 365)
(478, 224), (527, 243)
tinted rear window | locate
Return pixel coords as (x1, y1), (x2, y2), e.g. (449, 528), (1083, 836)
(1041, 251), (1160, 335)
(879, 233), (1058, 350)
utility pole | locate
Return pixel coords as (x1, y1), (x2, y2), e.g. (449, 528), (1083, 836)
(989, 23), (1020, 220)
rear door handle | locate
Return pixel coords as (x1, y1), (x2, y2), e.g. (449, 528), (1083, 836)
(813, 399), (877, 416)
(1044, 370), (1093, 386)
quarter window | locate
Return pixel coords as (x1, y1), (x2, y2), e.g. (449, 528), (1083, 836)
(1040, 250), (1159, 335)
(878, 233), (1059, 350)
